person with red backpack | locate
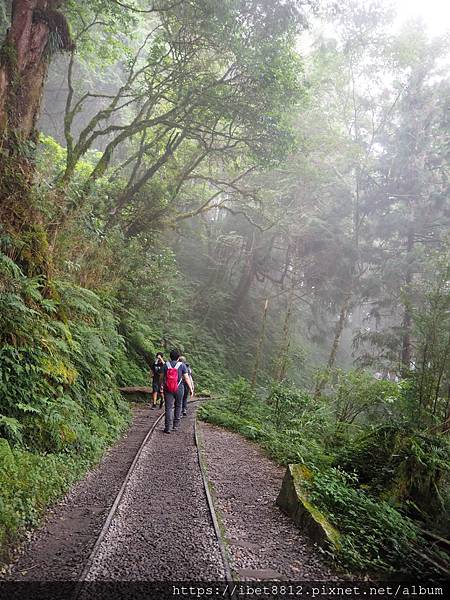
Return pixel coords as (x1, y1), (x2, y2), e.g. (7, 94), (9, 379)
(162, 349), (194, 433)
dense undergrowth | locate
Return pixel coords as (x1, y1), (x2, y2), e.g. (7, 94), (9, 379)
(199, 376), (450, 577)
(0, 131), (234, 560)
(0, 228), (231, 560)
(0, 246), (132, 558)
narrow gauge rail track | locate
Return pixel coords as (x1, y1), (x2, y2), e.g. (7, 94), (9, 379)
(72, 397), (233, 598)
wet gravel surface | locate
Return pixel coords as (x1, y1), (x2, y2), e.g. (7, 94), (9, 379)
(200, 422), (337, 581)
(86, 410), (225, 581)
(3, 401), (336, 592)
(3, 404), (162, 581)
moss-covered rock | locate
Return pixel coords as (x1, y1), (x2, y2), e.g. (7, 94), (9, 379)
(276, 464), (340, 550)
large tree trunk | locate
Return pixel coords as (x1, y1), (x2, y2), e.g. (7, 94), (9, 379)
(233, 233), (256, 312)
(0, 0), (72, 143)
(275, 283), (295, 382)
(251, 297), (269, 388)
(400, 229), (414, 376)
(1, 2), (45, 140)
(326, 291), (352, 371)
(0, 0), (71, 271)
(314, 290), (352, 398)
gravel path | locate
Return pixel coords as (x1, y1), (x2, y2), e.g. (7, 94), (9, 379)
(200, 421), (337, 581)
(85, 409), (225, 581)
(3, 402), (335, 591)
(3, 405), (162, 581)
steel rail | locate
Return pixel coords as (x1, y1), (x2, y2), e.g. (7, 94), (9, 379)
(72, 397), (229, 599)
(72, 408), (165, 599)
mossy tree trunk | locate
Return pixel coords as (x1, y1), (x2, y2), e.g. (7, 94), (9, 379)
(0, 0), (71, 272)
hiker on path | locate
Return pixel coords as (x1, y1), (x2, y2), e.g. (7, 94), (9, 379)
(180, 355), (194, 417)
(150, 352), (164, 409)
(162, 349), (194, 433)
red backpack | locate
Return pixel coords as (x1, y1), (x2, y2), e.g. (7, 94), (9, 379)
(165, 361), (182, 393)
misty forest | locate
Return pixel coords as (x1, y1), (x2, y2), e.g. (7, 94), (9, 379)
(0, 0), (449, 581)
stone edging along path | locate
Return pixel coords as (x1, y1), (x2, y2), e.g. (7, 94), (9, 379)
(198, 420), (336, 581)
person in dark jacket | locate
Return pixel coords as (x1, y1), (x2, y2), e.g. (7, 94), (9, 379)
(150, 352), (164, 409)
(162, 349), (194, 433)
(179, 355), (194, 416)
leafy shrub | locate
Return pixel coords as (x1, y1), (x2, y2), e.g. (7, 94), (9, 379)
(229, 377), (256, 413)
(335, 425), (450, 522)
(268, 383), (317, 429)
(199, 392), (333, 467)
(305, 467), (444, 575)
(325, 369), (400, 425)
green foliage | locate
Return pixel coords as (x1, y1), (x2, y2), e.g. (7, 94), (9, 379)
(323, 369), (400, 428)
(66, 0), (140, 67)
(229, 377), (256, 414)
(0, 247), (131, 554)
(335, 425), (450, 523)
(200, 375), (450, 575)
(0, 431), (122, 552)
(0, 416), (22, 445)
(199, 398), (268, 444)
(305, 467), (437, 575)
(114, 347), (149, 388)
(1, 0), (449, 580)
(199, 388), (333, 468)
(408, 256), (450, 424)
(268, 383), (317, 430)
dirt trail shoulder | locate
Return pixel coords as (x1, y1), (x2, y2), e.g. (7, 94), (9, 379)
(200, 421), (337, 581)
